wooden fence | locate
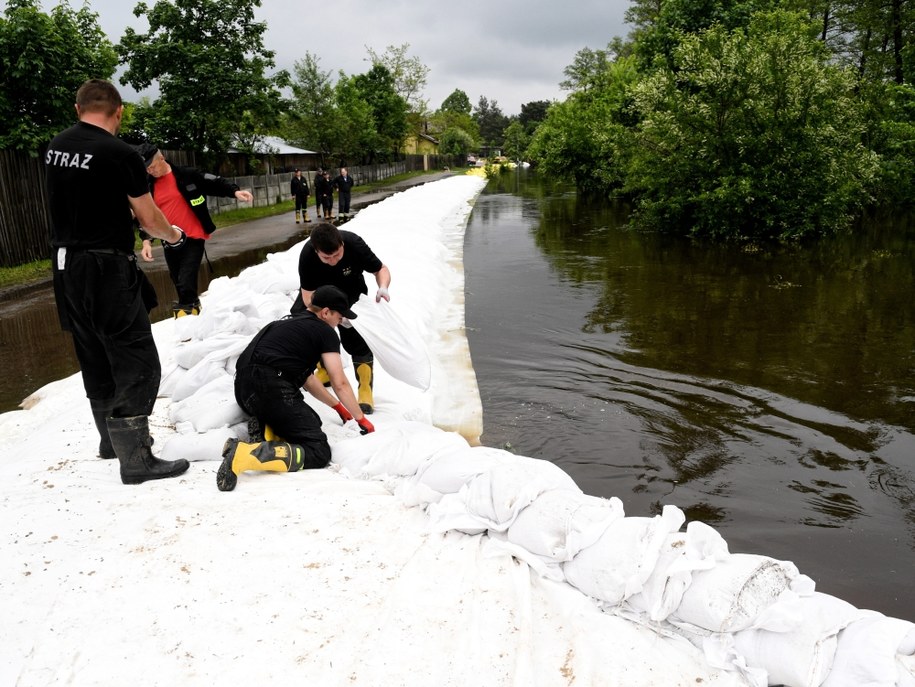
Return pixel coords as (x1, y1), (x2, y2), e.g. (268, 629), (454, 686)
(0, 151), (459, 268)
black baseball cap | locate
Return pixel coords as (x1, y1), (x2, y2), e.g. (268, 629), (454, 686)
(311, 285), (357, 319)
(134, 142), (159, 166)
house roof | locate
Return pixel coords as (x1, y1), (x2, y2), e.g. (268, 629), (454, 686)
(228, 135), (316, 155)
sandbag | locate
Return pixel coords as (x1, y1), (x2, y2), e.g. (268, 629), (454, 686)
(821, 612), (915, 687)
(332, 421), (468, 479)
(506, 489), (624, 564)
(350, 298), (432, 390)
(672, 553), (799, 633)
(733, 592), (861, 687)
(562, 505), (685, 607)
(626, 520), (730, 622)
(428, 456), (581, 535)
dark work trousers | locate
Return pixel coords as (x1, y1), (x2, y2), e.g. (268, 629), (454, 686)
(163, 236), (206, 306)
(55, 249), (161, 417)
(338, 192), (351, 215)
(234, 364), (332, 468)
(322, 193), (333, 214)
(294, 193), (309, 213)
(339, 325), (373, 364)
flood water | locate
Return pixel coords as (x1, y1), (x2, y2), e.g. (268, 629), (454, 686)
(464, 170), (915, 620)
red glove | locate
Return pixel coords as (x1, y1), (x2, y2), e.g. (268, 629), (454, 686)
(357, 416), (375, 435)
(332, 402), (353, 423)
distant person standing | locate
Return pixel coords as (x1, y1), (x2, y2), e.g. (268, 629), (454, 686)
(290, 168), (311, 224)
(314, 167), (329, 219)
(136, 143), (254, 317)
(333, 167), (355, 220)
(320, 170), (335, 219)
(45, 78), (189, 485)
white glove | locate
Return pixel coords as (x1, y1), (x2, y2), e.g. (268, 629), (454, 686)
(375, 287), (390, 303)
(340, 317), (353, 329)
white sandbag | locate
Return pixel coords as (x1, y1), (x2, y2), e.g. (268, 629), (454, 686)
(172, 333), (251, 370)
(159, 426), (237, 462)
(733, 592), (861, 687)
(428, 456), (581, 535)
(506, 489), (624, 563)
(562, 505), (686, 607)
(169, 375), (246, 432)
(405, 445), (522, 502)
(626, 520), (730, 622)
(169, 355), (231, 402)
(672, 553), (799, 633)
(821, 612), (915, 687)
(350, 298), (432, 390)
(332, 421), (467, 479)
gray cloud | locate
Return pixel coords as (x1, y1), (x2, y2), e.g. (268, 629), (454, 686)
(7, 0), (631, 115)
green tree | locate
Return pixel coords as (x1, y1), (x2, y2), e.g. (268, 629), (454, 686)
(518, 100), (551, 135)
(438, 126), (474, 158)
(501, 120), (529, 161)
(351, 63), (408, 160)
(333, 73), (378, 164)
(473, 96), (509, 148)
(117, 0), (288, 159)
(284, 52), (337, 157)
(440, 88), (472, 115)
(366, 42), (429, 114)
(626, 10), (878, 239)
(528, 56), (638, 192)
(0, 0), (116, 152)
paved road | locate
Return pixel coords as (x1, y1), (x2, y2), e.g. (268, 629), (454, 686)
(0, 171), (454, 311)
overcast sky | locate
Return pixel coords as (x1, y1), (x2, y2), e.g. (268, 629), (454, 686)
(9, 0), (632, 116)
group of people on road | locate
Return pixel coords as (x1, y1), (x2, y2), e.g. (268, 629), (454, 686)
(291, 166), (356, 224)
(45, 79), (391, 491)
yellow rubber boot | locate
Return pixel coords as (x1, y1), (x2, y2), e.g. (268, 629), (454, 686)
(356, 361), (374, 414)
(304, 210), (311, 223)
(216, 438), (304, 491)
(314, 362), (331, 387)
(295, 210), (301, 224)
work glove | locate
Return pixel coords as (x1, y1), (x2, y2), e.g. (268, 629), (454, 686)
(357, 416), (375, 435)
(339, 317), (353, 329)
(375, 287), (390, 303)
(332, 402), (353, 424)
(163, 225), (186, 249)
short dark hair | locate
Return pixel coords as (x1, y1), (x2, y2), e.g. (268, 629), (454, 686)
(309, 222), (343, 253)
(76, 79), (122, 116)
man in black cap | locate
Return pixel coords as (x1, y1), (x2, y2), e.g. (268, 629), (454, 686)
(218, 285), (375, 491)
(135, 143), (254, 317)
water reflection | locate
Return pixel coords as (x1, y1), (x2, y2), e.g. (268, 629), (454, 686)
(465, 170), (915, 618)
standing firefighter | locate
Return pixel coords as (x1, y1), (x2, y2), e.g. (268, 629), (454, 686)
(45, 79), (189, 484)
(291, 222), (391, 414)
(219, 285), (374, 491)
(290, 168), (311, 224)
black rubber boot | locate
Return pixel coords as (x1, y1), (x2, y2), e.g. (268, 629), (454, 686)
(108, 416), (190, 485)
(90, 398), (116, 459)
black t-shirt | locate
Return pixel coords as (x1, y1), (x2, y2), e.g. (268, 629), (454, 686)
(240, 311), (341, 386)
(297, 230), (383, 304)
(45, 121), (149, 252)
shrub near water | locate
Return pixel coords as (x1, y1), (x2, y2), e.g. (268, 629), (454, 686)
(624, 11), (878, 240)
